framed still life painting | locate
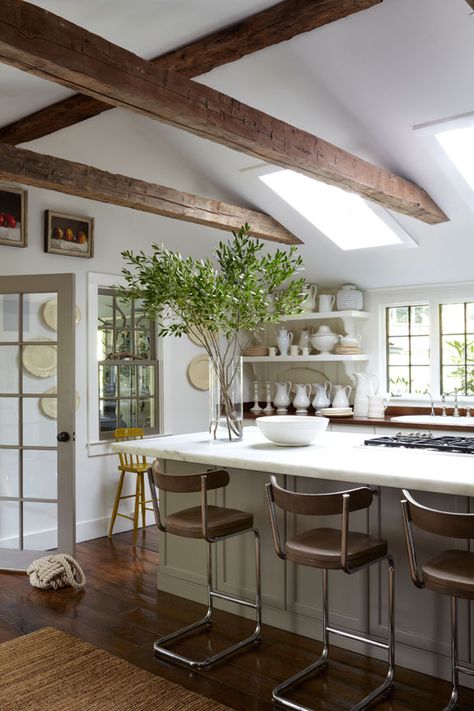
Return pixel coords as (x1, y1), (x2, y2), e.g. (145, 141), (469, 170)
(44, 209), (94, 258)
(0, 185), (27, 248)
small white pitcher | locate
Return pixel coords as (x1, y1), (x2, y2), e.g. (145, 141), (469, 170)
(332, 384), (352, 408)
(277, 327), (293, 356)
(293, 383), (311, 413)
(274, 381), (292, 413)
(318, 294), (335, 313)
(367, 395), (388, 419)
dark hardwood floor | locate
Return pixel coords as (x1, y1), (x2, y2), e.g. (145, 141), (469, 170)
(0, 527), (472, 710)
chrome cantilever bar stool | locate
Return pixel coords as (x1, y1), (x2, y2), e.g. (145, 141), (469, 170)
(148, 461), (262, 669)
(401, 489), (474, 711)
(266, 476), (395, 711)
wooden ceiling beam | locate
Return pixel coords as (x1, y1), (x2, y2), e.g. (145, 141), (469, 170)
(0, 0), (382, 145)
(465, 1), (474, 10)
(0, 1), (447, 225)
(0, 142), (299, 244)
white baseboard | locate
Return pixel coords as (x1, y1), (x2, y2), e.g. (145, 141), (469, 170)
(0, 510), (156, 549)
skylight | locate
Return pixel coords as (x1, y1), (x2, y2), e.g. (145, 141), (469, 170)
(259, 169), (412, 251)
(435, 126), (474, 191)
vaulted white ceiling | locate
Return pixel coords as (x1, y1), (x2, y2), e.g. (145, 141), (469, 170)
(1, 0), (473, 288)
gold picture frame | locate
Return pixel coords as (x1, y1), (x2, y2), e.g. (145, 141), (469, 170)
(44, 209), (94, 258)
(0, 184), (27, 248)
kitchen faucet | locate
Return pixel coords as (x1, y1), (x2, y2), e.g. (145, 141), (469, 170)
(440, 393), (447, 417)
(427, 392), (436, 417)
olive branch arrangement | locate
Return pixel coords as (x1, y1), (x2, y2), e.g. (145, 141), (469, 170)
(119, 224), (306, 439)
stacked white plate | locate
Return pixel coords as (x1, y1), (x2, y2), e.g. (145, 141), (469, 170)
(320, 407), (353, 417)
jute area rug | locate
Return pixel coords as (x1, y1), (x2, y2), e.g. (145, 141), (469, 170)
(0, 627), (234, 711)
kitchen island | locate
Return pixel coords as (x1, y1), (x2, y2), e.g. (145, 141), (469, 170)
(112, 428), (474, 685)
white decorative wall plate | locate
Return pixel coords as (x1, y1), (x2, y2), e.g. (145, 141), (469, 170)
(40, 387), (80, 419)
(42, 299), (81, 331)
(23, 342), (57, 378)
(187, 354), (209, 390)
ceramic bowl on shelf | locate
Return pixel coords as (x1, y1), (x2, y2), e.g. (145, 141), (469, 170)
(256, 415), (329, 446)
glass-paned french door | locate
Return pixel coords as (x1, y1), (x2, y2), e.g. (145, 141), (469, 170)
(0, 274), (75, 571)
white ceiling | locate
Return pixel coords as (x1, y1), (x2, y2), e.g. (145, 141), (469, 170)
(1, 0), (474, 288)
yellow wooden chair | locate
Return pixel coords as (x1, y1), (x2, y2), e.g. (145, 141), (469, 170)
(109, 428), (153, 545)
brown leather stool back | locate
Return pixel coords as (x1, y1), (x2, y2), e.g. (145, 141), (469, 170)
(270, 476), (373, 516)
(401, 489), (474, 539)
(151, 466), (229, 494)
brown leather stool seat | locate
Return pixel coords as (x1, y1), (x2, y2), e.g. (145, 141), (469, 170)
(148, 465), (262, 670)
(422, 549), (474, 600)
(401, 490), (474, 710)
(166, 505), (253, 539)
(286, 527), (388, 570)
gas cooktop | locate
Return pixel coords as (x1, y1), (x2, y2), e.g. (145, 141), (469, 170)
(364, 433), (474, 454)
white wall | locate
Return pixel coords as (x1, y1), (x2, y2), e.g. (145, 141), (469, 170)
(0, 110), (244, 542)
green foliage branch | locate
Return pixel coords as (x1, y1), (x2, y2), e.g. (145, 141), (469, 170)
(118, 224), (306, 438)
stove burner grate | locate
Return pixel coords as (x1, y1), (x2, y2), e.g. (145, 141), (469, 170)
(364, 433), (474, 454)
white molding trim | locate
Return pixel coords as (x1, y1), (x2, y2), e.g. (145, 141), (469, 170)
(86, 271), (164, 454)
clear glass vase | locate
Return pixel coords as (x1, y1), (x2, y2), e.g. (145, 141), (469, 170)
(209, 356), (243, 441)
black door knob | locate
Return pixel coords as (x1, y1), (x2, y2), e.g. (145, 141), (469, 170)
(57, 431), (70, 443)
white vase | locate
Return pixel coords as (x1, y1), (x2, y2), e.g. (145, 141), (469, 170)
(352, 372), (379, 417)
(336, 284), (363, 311)
(209, 355), (243, 441)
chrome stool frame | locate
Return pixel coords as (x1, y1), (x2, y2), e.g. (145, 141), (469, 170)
(401, 489), (474, 711)
(266, 476), (395, 711)
(148, 465), (262, 669)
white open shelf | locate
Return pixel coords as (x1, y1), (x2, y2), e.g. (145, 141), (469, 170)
(279, 310), (368, 322)
(243, 354), (369, 363)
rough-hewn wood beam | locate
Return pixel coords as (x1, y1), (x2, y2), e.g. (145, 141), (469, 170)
(0, 0), (382, 146)
(0, 142), (299, 244)
(0, 1), (447, 225)
(465, 0), (474, 10)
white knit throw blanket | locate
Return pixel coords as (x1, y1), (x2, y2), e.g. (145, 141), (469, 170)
(27, 554), (86, 591)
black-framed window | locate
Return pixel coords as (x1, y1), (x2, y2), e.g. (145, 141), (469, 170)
(440, 302), (474, 396)
(386, 305), (430, 396)
(98, 289), (159, 440)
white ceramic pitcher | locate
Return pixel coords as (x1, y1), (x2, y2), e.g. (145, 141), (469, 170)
(274, 381), (292, 413)
(293, 383), (311, 413)
(277, 327), (293, 356)
(352, 372), (379, 417)
(301, 284), (318, 312)
(332, 384), (352, 408)
(312, 381), (332, 410)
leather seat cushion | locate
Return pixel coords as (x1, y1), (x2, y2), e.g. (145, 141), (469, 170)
(166, 505), (253, 539)
(285, 527), (388, 570)
(423, 549), (474, 600)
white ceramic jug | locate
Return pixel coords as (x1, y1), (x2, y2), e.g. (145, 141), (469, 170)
(312, 381), (332, 410)
(352, 372), (379, 417)
(293, 383), (311, 413)
(367, 395), (388, 419)
(274, 381), (292, 413)
(277, 327), (293, 356)
(332, 384), (352, 408)
(301, 284), (318, 312)
(318, 294), (335, 313)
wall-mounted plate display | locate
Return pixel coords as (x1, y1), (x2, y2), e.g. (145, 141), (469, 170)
(187, 354), (209, 391)
(23, 342), (57, 378)
(42, 299), (81, 331)
(187, 327), (206, 347)
(40, 387), (80, 419)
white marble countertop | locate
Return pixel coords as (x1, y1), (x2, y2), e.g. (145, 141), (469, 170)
(111, 428), (474, 497)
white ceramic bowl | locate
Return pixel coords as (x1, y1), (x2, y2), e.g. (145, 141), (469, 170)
(256, 415), (329, 446)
